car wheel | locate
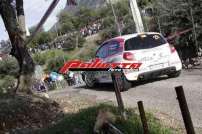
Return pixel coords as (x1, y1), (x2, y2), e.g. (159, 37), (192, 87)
(84, 73), (96, 88)
(168, 70), (181, 78)
(122, 76), (132, 91)
(112, 73), (132, 92)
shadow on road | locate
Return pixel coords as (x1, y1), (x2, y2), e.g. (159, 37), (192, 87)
(74, 76), (171, 92)
(74, 83), (115, 92)
(133, 76), (169, 87)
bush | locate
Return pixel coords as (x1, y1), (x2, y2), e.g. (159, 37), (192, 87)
(45, 55), (69, 73)
(0, 56), (19, 78)
(76, 47), (97, 61)
(0, 75), (16, 94)
(77, 35), (86, 48)
(33, 53), (47, 65)
(99, 26), (118, 44)
(33, 50), (68, 66)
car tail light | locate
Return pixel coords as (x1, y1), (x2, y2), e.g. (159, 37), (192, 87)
(169, 45), (176, 53)
(123, 52), (134, 61)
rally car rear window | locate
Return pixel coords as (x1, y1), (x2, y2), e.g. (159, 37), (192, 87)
(124, 34), (167, 51)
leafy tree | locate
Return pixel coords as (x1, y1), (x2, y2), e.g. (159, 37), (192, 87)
(152, 0), (202, 51)
(76, 7), (98, 27)
(0, 0), (35, 93)
(60, 21), (75, 34)
(28, 27), (56, 49)
(77, 35), (86, 48)
(29, 26), (44, 35)
(37, 32), (52, 45)
(99, 26), (118, 43)
(58, 11), (76, 34)
(102, 16), (115, 28)
(62, 35), (76, 51)
(97, 0), (136, 43)
(115, 0), (131, 17)
(138, 0), (152, 9)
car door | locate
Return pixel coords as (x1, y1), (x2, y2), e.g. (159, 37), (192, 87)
(96, 43), (109, 60)
(106, 41), (123, 63)
(95, 42), (111, 82)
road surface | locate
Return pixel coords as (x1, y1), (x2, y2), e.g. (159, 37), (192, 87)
(49, 68), (202, 132)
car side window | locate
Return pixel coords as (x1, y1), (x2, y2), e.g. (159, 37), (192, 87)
(96, 43), (108, 58)
(108, 41), (121, 56)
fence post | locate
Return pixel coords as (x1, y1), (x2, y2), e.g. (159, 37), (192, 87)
(138, 101), (149, 134)
(175, 86), (195, 134)
(111, 70), (126, 118)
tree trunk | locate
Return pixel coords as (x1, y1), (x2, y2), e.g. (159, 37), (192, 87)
(0, 0), (35, 93)
(16, 0), (26, 40)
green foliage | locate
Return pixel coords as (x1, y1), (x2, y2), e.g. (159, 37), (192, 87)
(138, 0), (153, 9)
(28, 31), (56, 48)
(58, 12), (76, 34)
(62, 34), (77, 51)
(44, 54), (69, 73)
(58, 7), (99, 34)
(76, 7), (98, 27)
(60, 22), (75, 34)
(150, 0), (202, 50)
(0, 57), (18, 94)
(39, 104), (173, 134)
(33, 49), (72, 73)
(0, 75), (15, 94)
(77, 47), (97, 61)
(100, 26), (118, 42)
(33, 53), (47, 65)
(37, 32), (52, 45)
(122, 15), (137, 35)
(0, 56), (19, 78)
(115, 0), (131, 17)
(97, 0), (136, 44)
(102, 16), (115, 28)
(77, 35), (86, 48)
(33, 50), (68, 66)
(51, 33), (86, 51)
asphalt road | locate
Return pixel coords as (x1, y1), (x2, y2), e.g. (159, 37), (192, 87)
(49, 68), (202, 131)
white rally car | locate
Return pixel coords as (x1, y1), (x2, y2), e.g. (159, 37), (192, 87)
(83, 32), (182, 91)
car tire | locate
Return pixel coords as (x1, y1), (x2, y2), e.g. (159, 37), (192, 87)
(168, 70), (181, 78)
(83, 72), (96, 88)
(122, 76), (132, 91)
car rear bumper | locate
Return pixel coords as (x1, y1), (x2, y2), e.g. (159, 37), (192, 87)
(137, 67), (177, 80)
(125, 66), (181, 81)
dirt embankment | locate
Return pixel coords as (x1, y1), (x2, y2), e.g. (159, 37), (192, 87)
(0, 94), (63, 133)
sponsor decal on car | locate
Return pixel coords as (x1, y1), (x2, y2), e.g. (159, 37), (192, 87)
(59, 58), (142, 74)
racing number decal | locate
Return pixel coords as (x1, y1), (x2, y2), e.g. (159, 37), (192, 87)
(153, 35), (160, 40)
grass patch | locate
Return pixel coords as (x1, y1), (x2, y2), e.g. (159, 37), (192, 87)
(39, 104), (173, 134)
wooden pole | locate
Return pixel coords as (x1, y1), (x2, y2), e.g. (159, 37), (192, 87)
(111, 71), (125, 118)
(138, 101), (149, 134)
(175, 86), (195, 134)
